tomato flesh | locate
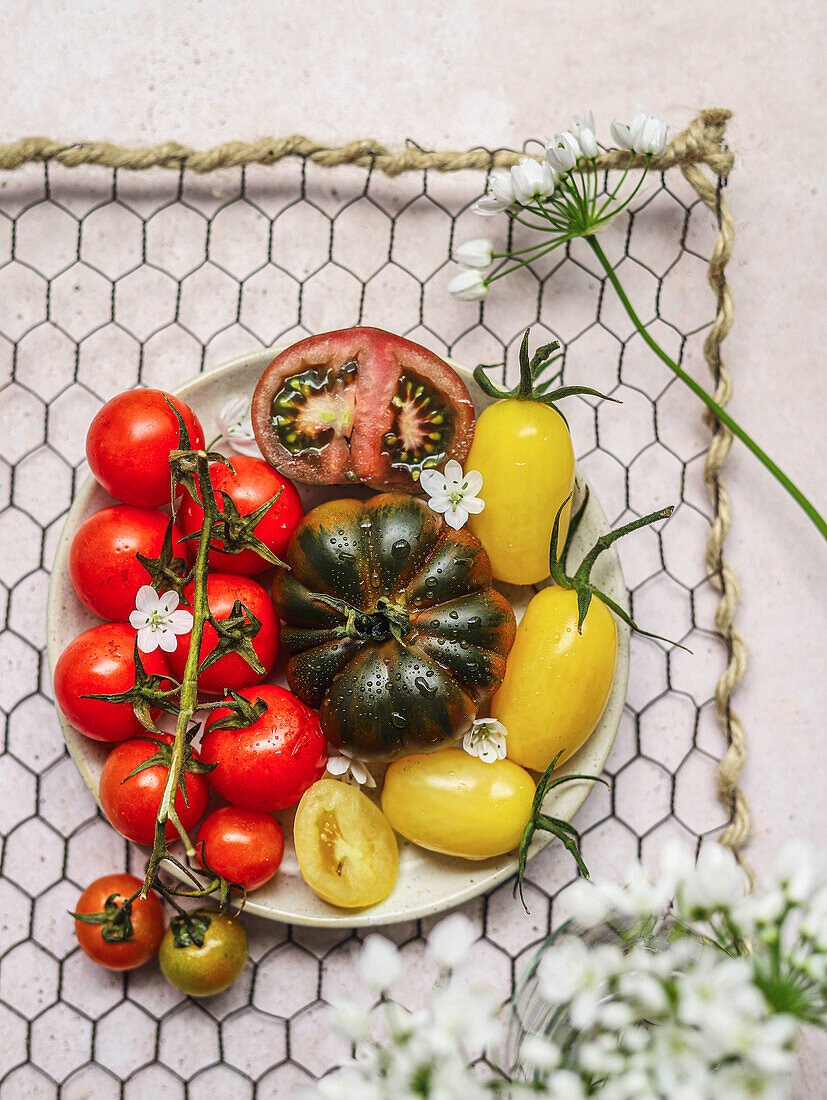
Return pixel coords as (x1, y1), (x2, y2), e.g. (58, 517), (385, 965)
(251, 328), (475, 491)
(293, 778), (398, 908)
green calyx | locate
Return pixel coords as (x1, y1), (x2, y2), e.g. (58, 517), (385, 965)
(121, 727), (217, 807)
(311, 592), (411, 644)
(82, 641), (179, 733)
(550, 491), (688, 649)
(199, 599), (266, 676)
(70, 891), (137, 943)
(473, 327), (620, 408)
(137, 517), (191, 598)
(515, 752), (609, 913)
(170, 910), (211, 949)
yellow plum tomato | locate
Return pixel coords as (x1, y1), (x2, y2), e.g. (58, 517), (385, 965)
(466, 398), (574, 586)
(491, 586), (617, 772)
(381, 748), (535, 860)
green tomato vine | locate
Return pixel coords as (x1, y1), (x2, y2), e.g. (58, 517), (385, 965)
(76, 404), (287, 946)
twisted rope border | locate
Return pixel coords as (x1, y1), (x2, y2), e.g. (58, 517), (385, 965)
(0, 109), (747, 855)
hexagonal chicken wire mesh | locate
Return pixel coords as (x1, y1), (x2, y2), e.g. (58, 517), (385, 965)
(0, 143), (736, 1095)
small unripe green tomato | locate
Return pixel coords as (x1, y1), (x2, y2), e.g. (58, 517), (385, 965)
(158, 908), (248, 997)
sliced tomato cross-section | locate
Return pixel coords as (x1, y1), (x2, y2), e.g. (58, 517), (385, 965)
(251, 328), (475, 491)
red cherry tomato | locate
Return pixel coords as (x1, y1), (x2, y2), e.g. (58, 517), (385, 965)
(196, 807), (285, 891)
(69, 505), (188, 623)
(178, 456), (303, 576)
(54, 623), (171, 742)
(86, 389), (205, 507)
(166, 574), (279, 694)
(200, 685), (327, 811)
(99, 734), (209, 845)
(74, 873), (165, 970)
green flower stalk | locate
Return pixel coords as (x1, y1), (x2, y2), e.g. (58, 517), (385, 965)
(448, 111), (826, 542)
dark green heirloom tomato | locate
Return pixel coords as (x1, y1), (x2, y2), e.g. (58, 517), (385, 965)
(271, 493), (516, 761)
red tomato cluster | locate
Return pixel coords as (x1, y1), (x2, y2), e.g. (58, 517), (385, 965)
(56, 388), (324, 910)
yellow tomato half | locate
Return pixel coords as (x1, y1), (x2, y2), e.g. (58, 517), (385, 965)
(381, 748), (535, 860)
(492, 586), (617, 771)
(466, 399), (574, 586)
(293, 779), (398, 908)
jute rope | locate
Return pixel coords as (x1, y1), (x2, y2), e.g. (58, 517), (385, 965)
(678, 116), (750, 864)
(0, 109), (747, 855)
(0, 110), (734, 177)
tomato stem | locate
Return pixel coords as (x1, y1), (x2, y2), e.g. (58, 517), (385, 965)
(142, 450), (215, 898)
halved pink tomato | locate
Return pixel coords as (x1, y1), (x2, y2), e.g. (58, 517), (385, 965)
(251, 328), (475, 491)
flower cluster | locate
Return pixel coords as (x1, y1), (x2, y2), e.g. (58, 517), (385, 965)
(308, 915), (500, 1100)
(519, 840), (827, 1099)
(311, 841), (827, 1100)
(448, 110), (667, 303)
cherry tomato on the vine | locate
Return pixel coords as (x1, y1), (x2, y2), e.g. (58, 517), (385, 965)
(200, 685), (327, 811)
(166, 573), (279, 694)
(54, 622), (172, 742)
(99, 734), (209, 845)
(69, 504), (188, 623)
(73, 873), (165, 970)
(196, 807), (284, 891)
(158, 908), (248, 997)
(86, 389), (205, 507)
(178, 456), (303, 576)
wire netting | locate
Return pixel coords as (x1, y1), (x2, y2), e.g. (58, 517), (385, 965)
(0, 150), (734, 1096)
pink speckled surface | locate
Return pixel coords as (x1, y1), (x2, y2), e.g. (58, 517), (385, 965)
(2, 2), (826, 1093)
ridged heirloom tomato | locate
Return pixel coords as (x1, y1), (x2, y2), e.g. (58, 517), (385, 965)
(177, 455), (303, 575)
(86, 388), (205, 507)
(69, 505), (188, 623)
(381, 749), (535, 859)
(271, 493), (515, 760)
(54, 622), (172, 742)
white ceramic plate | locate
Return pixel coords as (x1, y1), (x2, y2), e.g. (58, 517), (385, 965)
(47, 347), (629, 928)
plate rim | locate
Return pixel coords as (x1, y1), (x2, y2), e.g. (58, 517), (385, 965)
(46, 344), (630, 928)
